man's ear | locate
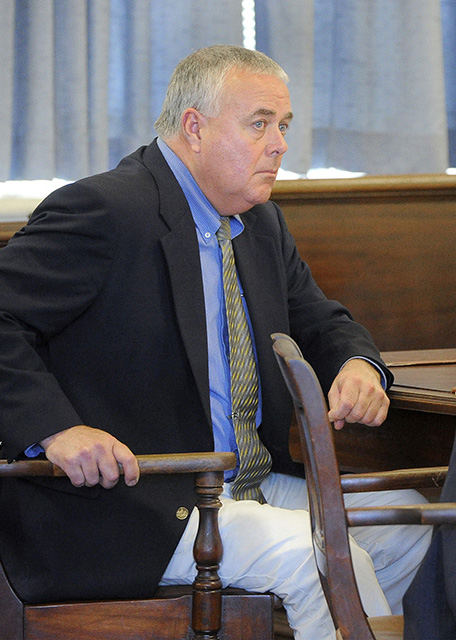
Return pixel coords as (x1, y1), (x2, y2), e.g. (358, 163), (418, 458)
(181, 108), (206, 152)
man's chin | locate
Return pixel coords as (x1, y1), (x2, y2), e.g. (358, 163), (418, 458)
(252, 184), (274, 205)
(228, 186), (275, 214)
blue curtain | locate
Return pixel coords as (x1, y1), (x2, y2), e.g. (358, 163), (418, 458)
(442, 0), (456, 167)
(0, 0), (244, 181)
(256, 0), (451, 175)
(0, 0), (455, 181)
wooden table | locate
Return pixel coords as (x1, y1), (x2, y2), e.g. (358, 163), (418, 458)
(290, 349), (456, 472)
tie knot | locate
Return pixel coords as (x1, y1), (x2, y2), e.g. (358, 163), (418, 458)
(216, 217), (232, 243)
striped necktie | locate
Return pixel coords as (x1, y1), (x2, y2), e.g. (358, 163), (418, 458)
(217, 217), (272, 503)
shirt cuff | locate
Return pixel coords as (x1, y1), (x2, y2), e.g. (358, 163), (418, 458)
(24, 443), (45, 458)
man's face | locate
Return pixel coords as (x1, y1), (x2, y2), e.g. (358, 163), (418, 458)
(192, 68), (293, 216)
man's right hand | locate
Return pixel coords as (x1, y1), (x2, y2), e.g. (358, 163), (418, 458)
(40, 425), (139, 489)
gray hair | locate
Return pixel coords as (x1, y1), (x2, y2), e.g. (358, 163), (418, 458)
(154, 45), (289, 139)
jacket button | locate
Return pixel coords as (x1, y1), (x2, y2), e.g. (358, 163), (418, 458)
(176, 506), (189, 520)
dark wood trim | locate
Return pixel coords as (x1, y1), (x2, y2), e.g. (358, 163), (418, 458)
(272, 173), (456, 200)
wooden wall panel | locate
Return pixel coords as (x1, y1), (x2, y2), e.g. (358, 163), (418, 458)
(272, 174), (456, 351)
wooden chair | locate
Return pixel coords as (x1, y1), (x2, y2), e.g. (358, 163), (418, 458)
(0, 452), (274, 640)
(271, 332), (456, 640)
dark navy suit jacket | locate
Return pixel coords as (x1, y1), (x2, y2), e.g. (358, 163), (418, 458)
(0, 140), (391, 603)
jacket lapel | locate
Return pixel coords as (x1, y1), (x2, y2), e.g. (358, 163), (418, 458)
(143, 142), (211, 428)
(160, 221), (211, 427)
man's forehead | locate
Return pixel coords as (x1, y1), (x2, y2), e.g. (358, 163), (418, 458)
(250, 107), (294, 121)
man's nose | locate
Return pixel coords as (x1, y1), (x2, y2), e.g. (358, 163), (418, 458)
(267, 127), (288, 156)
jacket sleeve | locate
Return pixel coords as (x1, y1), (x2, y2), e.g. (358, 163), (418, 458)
(0, 182), (115, 460)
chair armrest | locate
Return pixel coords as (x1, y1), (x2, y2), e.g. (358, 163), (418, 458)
(0, 452), (236, 477)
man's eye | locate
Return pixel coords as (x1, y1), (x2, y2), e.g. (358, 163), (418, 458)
(279, 123), (289, 134)
(253, 120), (265, 130)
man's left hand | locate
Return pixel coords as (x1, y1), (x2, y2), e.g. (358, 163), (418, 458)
(327, 359), (390, 430)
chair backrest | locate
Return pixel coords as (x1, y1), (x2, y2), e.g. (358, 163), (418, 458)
(271, 332), (376, 640)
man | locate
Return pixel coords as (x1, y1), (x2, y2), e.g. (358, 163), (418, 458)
(403, 436), (456, 640)
(0, 45), (430, 639)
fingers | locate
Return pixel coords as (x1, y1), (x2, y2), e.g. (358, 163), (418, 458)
(40, 425), (139, 489)
(111, 441), (140, 488)
(327, 360), (390, 429)
(328, 387), (389, 428)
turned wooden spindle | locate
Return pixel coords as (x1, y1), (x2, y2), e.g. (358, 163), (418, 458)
(192, 469), (225, 640)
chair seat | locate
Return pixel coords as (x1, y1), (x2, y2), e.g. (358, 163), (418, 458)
(334, 615), (403, 640)
(368, 615), (404, 640)
(22, 587), (274, 640)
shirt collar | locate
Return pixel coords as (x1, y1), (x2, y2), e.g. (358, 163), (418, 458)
(157, 137), (244, 243)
